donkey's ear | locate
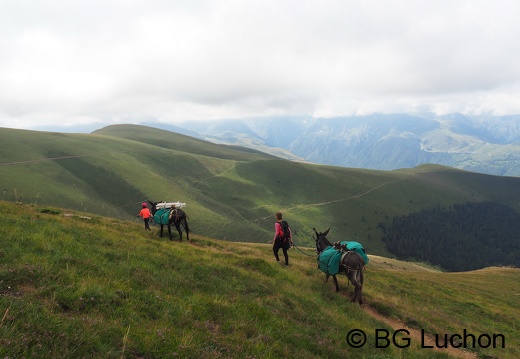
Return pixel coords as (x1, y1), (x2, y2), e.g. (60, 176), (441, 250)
(312, 228), (318, 235)
(323, 228), (330, 236)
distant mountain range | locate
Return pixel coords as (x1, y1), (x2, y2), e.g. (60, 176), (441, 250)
(144, 113), (520, 177)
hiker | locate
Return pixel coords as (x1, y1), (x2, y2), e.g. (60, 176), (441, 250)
(137, 202), (152, 231)
(273, 212), (293, 267)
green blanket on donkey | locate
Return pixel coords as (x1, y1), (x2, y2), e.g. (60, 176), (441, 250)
(342, 241), (369, 265)
(153, 208), (171, 225)
(318, 241), (369, 276)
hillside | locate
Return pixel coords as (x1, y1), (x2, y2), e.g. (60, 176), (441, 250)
(0, 201), (518, 358)
(1, 125), (520, 270)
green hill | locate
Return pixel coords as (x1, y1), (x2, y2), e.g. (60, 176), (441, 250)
(1, 125), (520, 267)
(0, 201), (518, 358)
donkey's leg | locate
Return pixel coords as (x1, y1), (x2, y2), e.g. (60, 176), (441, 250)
(167, 225), (173, 241)
(332, 275), (340, 292)
(325, 274), (340, 292)
(354, 286), (362, 304)
(348, 271), (363, 304)
(348, 272), (358, 302)
(160, 224), (164, 237)
(183, 218), (190, 241)
(355, 280), (364, 305)
(358, 269), (364, 305)
(175, 223), (182, 241)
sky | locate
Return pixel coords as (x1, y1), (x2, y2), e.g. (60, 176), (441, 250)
(1, 0), (520, 130)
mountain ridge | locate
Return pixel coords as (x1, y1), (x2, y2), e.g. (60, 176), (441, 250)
(160, 113), (520, 176)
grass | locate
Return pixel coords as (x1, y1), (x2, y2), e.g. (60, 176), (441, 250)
(0, 201), (518, 358)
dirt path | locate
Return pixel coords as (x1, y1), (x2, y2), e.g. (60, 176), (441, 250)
(256, 177), (406, 223)
(0, 153), (98, 166)
(362, 305), (477, 359)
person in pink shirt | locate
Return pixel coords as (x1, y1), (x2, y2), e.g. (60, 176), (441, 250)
(137, 203), (152, 231)
(272, 211), (293, 267)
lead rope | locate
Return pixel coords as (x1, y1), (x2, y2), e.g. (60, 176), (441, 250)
(292, 242), (316, 257)
(292, 235), (320, 257)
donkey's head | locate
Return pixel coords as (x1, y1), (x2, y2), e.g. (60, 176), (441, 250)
(148, 200), (159, 214)
(313, 227), (332, 253)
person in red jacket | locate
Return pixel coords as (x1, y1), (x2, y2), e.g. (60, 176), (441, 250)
(137, 203), (152, 231)
(272, 211), (293, 267)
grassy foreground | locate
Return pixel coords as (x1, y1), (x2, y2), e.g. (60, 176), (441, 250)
(0, 201), (518, 358)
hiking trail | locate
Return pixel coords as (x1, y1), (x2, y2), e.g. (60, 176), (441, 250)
(362, 304), (477, 359)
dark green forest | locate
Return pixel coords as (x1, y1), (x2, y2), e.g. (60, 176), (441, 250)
(380, 201), (520, 271)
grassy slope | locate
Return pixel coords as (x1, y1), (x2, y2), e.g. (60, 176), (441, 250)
(0, 201), (518, 359)
(2, 125), (520, 259)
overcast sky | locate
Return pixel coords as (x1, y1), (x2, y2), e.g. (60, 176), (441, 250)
(1, 0), (520, 130)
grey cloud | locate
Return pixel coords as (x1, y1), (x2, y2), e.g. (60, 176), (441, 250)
(1, 0), (520, 128)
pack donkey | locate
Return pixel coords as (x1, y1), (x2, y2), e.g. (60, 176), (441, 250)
(148, 200), (190, 241)
(314, 227), (365, 304)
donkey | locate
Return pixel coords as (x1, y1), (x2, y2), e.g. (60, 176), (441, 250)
(314, 227), (365, 304)
(148, 201), (190, 241)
